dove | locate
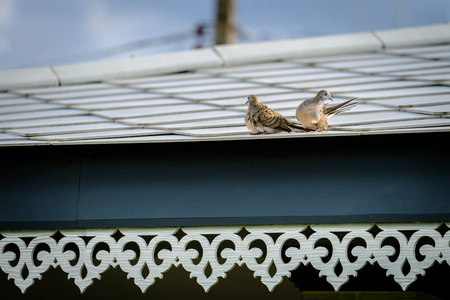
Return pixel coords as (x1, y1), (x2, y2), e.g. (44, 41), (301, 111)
(296, 90), (357, 131)
(245, 94), (304, 134)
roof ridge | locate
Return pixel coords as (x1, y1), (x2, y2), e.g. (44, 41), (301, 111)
(0, 23), (449, 90)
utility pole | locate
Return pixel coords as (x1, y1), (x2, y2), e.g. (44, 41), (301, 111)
(215, 0), (236, 45)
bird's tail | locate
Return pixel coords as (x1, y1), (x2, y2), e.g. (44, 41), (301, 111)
(325, 98), (357, 119)
(286, 120), (305, 130)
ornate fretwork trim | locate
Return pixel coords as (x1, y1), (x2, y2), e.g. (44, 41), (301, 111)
(1, 223), (449, 293)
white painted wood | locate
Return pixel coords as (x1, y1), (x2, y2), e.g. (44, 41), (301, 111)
(1, 223), (449, 293)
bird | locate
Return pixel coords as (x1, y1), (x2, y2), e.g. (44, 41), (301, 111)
(245, 94), (304, 134)
(296, 90), (357, 131)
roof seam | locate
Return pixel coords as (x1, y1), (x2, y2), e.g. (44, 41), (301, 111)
(371, 31), (386, 50)
(49, 66), (62, 86)
(211, 47), (226, 67)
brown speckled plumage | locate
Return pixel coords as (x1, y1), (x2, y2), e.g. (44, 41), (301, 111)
(245, 94), (304, 134)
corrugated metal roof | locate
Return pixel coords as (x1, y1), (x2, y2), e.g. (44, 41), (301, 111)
(0, 24), (449, 147)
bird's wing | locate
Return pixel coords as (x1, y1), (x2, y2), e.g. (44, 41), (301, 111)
(296, 98), (316, 113)
(258, 105), (292, 132)
(325, 98), (357, 119)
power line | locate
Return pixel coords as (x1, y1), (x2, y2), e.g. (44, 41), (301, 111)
(12, 23), (277, 69)
(14, 28), (201, 69)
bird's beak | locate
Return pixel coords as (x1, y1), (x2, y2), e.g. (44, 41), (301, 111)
(329, 97), (334, 101)
(245, 100), (249, 104)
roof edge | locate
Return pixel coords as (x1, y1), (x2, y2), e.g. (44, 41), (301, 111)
(0, 23), (448, 90)
(215, 23), (450, 66)
(374, 23), (450, 48)
(0, 67), (59, 91)
(214, 31), (382, 66)
(0, 48), (223, 90)
(53, 48), (223, 86)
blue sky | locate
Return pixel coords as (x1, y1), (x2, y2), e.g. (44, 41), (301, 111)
(0, 0), (449, 70)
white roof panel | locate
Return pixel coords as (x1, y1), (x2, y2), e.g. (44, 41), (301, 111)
(0, 93), (19, 99)
(151, 117), (244, 130)
(107, 72), (209, 85)
(385, 44), (450, 54)
(319, 57), (424, 69)
(0, 109), (87, 122)
(337, 86), (450, 100)
(352, 61), (450, 74)
(362, 126), (450, 135)
(152, 82), (262, 94)
(72, 98), (189, 111)
(0, 139), (49, 146)
(181, 87), (292, 100)
(200, 62), (302, 74)
(13, 83), (115, 95)
(332, 118), (450, 131)
(222, 66), (328, 79)
(0, 24), (449, 147)
(329, 110), (433, 126)
(51, 134), (197, 145)
(293, 53), (395, 64)
(0, 115), (108, 130)
(175, 126), (250, 137)
(203, 92), (314, 107)
(92, 103), (217, 119)
(325, 80), (431, 93)
(54, 92), (164, 105)
(34, 128), (166, 141)
(35, 87), (138, 100)
(255, 71), (356, 85)
(123, 110), (243, 126)
(130, 77), (236, 89)
(0, 97), (44, 107)
(369, 94), (450, 108)
(8, 122), (130, 137)
(0, 132), (26, 140)
(0, 103), (64, 115)
(280, 76), (394, 90)
(403, 103), (450, 115)
(415, 51), (450, 59)
(387, 66), (450, 77)
(409, 73), (450, 82)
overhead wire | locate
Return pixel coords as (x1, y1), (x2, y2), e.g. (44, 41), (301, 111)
(12, 24), (275, 69)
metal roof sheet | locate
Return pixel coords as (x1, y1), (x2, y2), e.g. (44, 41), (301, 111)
(0, 23), (449, 147)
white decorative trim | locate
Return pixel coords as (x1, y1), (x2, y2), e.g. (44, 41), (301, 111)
(1, 223), (449, 293)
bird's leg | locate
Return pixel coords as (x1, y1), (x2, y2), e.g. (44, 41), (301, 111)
(315, 129), (323, 132)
